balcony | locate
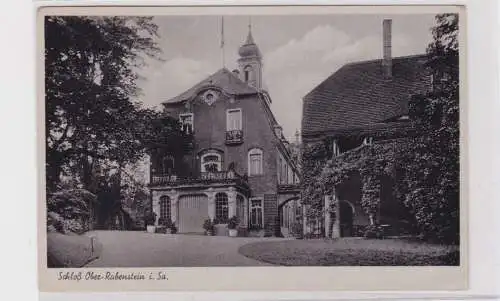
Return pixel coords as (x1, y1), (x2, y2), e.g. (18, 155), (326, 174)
(278, 183), (301, 194)
(150, 171), (249, 190)
(225, 130), (244, 145)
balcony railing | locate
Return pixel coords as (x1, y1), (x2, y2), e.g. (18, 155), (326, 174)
(278, 183), (302, 194)
(225, 130), (244, 145)
(150, 170), (248, 187)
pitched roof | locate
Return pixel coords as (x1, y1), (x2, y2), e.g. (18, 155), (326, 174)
(301, 54), (432, 137)
(162, 68), (258, 104)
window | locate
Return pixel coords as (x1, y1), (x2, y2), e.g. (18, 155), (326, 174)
(226, 109), (242, 131)
(250, 198), (263, 227)
(236, 194), (245, 224)
(362, 137), (373, 146)
(215, 193), (229, 223)
(332, 140), (340, 157)
(279, 155), (287, 184)
(159, 196), (171, 222)
(287, 165), (294, 184)
(179, 113), (193, 134)
(244, 65), (252, 82)
(161, 155), (174, 174)
(277, 156), (283, 183)
(201, 151), (222, 172)
(248, 148), (263, 176)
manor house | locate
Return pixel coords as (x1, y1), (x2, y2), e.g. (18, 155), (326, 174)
(148, 26), (301, 237)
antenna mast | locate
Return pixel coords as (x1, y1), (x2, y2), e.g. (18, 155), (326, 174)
(220, 16), (225, 67)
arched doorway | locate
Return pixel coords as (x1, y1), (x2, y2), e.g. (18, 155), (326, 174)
(278, 197), (301, 238)
(339, 200), (354, 237)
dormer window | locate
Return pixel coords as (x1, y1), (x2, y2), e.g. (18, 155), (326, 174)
(362, 137), (373, 146)
(179, 113), (194, 134)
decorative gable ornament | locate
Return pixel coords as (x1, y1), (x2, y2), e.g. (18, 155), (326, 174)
(202, 89), (219, 106)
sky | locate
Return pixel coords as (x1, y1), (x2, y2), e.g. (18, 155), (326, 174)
(137, 14), (438, 141)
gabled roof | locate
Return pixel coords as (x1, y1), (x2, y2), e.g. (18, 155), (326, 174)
(301, 54), (432, 137)
(162, 68), (258, 104)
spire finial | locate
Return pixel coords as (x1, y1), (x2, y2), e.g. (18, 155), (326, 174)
(244, 17), (255, 45)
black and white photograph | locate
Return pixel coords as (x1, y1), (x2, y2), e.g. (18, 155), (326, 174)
(42, 8), (461, 272)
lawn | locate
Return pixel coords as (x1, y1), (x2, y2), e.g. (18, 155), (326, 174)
(238, 238), (459, 266)
(47, 232), (103, 268)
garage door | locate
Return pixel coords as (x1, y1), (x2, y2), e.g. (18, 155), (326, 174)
(178, 194), (208, 234)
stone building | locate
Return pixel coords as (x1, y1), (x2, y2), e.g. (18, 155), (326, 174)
(148, 26), (301, 236)
(301, 19), (433, 238)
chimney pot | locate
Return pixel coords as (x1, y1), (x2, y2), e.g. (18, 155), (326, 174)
(382, 19), (392, 79)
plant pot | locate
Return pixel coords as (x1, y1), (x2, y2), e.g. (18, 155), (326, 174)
(228, 229), (238, 237)
(146, 225), (156, 233)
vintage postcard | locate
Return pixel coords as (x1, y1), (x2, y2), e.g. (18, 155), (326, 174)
(37, 3), (467, 292)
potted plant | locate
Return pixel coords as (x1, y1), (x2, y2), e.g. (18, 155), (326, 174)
(162, 218), (173, 234)
(203, 218), (214, 236)
(170, 222), (178, 234)
(145, 212), (157, 233)
(227, 215), (239, 237)
(157, 217), (166, 233)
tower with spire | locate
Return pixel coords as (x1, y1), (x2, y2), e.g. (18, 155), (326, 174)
(237, 21), (263, 90)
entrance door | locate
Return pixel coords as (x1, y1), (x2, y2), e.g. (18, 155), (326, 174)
(339, 200), (354, 237)
(178, 194), (208, 234)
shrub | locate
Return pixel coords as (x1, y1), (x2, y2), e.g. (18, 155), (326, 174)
(171, 222), (178, 234)
(203, 218), (214, 232)
(364, 224), (385, 239)
(144, 212), (156, 226)
(292, 222), (303, 238)
(227, 216), (239, 230)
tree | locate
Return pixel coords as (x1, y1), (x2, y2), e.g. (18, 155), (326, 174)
(301, 14), (460, 243)
(45, 16), (193, 229)
(401, 13), (460, 243)
(45, 16), (161, 192)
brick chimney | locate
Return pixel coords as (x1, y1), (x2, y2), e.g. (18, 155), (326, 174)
(382, 19), (392, 79)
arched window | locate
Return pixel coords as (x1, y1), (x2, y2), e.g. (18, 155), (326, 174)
(236, 194), (245, 225)
(248, 148), (263, 176)
(162, 155), (174, 174)
(201, 151), (223, 173)
(244, 65), (252, 82)
(215, 193), (229, 223)
(159, 196), (171, 223)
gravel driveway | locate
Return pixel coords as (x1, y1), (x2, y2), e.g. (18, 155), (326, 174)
(85, 230), (285, 267)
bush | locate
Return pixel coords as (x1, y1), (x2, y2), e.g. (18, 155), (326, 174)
(171, 222), (178, 234)
(203, 218), (214, 233)
(144, 212), (156, 226)
(364, 224), (385, 239)
(47, 189), (96, 220)
(292, 222), (303, 238)
(227, 216), (239, 230)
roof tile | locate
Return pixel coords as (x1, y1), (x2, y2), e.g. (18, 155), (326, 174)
(302, 54), (431, 136)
